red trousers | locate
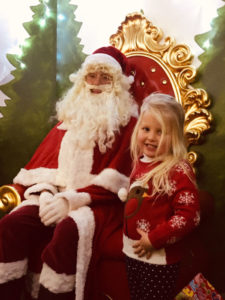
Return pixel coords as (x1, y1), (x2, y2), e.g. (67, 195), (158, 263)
(0, 202), (124, 300)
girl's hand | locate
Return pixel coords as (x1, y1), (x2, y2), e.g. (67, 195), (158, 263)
(133, 228), (153, 259)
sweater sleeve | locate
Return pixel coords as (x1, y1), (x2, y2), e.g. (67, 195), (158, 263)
(148, 161), (200, 249)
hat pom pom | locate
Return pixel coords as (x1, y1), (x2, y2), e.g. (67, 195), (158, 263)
(118, 187), (128, 202)
(128, 75), (134, 84)
(69, 73), (76, 83)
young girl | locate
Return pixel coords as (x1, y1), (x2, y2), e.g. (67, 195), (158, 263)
(122, 93), (200, 300)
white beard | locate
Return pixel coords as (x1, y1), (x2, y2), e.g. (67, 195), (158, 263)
(56, 128), (96, 189)
(55, 84), (133, 189)
(59, 83), (129, 152)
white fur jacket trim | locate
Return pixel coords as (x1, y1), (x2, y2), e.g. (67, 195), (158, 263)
(10, 199), (39, 213)
(37, 207), (95, 298)
(54, 190), (91, 211)
(0, 258), (28, 283)
(24, 183), (58, 200)
(91, 168), (129, 194)
(13, 167), (57, 186)
(118, 187), (129, 202)
(69, 206), (95, 300)
(26, 271), (41, 299)
(39, 263), (75, 293)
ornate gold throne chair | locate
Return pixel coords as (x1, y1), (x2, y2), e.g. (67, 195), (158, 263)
(0, 12), (213, 300)
(97, 13), (213, 300)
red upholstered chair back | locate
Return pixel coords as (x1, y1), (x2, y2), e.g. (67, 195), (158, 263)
(127, 55), (175, 107)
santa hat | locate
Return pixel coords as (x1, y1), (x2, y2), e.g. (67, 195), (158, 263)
(69, 46), (132, 82)
(90, 46), (127, 73)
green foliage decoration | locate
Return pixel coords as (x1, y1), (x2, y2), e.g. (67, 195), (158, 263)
(0, 0), (86, 184)
(57, 0), (87, 97)
(192, 2), (225, 292)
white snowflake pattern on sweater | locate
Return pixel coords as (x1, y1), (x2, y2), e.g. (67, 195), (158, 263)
(174, 164), (185, 174)
(174, 161), (192, 175)
(169, 215), (186, 229)
(168, 180), (177, 196)
(178, 191), (195, 205)
(136, 219), (151, 233)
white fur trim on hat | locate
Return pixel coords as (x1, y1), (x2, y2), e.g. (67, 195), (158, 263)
(83, 53), (122, 71)
(91, 168), (129, 194)
(128, 75), (134, 84)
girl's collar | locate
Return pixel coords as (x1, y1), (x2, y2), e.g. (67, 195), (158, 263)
(140, 154), (154, 163)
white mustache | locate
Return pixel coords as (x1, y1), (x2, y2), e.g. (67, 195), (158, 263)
(84, 82), (113, 93)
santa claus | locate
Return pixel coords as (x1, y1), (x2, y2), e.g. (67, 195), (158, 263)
(0, 46), (138, 300)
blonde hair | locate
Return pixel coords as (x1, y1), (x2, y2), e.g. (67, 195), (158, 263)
(130, 92), (188, 196)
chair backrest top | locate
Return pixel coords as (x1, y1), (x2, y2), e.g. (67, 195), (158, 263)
(126, 54), (175, 106)
(110, 12), (212, 166)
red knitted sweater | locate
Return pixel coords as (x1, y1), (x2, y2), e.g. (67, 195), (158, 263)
(123, 157), (200, 265)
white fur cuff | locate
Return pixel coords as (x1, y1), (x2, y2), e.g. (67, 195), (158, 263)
(118, 187), (128, 202)
(91, 168), (129, 194)
(24, 183), (58, 200)
(54, 190), (91, 211)
(0, 259), (28, 283)
(13, 167), (57, 186)
(40, 263), (75, 293)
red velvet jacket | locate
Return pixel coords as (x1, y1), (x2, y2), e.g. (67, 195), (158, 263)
(13, 117), (137, 207)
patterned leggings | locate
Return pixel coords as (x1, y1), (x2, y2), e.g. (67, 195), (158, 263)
(126, 256), (180, 300)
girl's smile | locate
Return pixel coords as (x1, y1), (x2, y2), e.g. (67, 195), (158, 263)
(137, 110), (171, 158)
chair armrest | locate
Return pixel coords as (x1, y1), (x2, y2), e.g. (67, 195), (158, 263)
(0, 185), (22, 213)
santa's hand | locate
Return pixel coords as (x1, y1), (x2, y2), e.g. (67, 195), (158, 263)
(133, 228), (153, 259)
(39, 196), (69, 226)
(39, 191), (54, 215)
